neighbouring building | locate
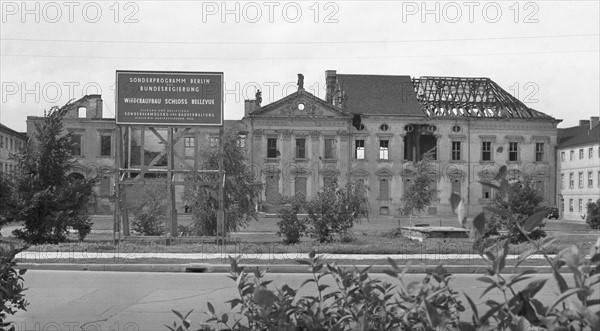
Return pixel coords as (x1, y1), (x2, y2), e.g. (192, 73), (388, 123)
(0, 123), (27, 175)
(243, 71), (561, 217)
(556, 117), (600, 220)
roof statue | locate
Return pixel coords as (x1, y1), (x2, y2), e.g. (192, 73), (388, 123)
(297, 74), (304, 90)
(255, 90), (262, 107)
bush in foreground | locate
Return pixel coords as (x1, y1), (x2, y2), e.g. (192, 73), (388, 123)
(1, 244), (28, 330)
(586, 199), (600, 229)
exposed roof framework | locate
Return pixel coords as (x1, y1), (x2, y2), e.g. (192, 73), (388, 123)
(412, 76), (553, 119)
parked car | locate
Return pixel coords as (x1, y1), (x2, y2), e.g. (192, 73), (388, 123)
(547, 207), (559, 219)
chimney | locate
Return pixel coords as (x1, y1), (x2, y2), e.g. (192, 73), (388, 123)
(590, 116), (599, 130)
(579, 119), (590, 127)
(325, 70), (337, 104)
(244, 100), (256, 117)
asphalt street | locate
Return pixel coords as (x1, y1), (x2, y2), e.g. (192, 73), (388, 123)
(9, 270), (564, 331)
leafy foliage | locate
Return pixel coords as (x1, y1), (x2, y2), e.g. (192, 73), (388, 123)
(182, 128), (262, 236)
(586, 199), (600, 229)
(400, 150), (438, 218)
(1, 244), (29, 330)
(304, 181), (369, 243)
(276, 194), (307, 244)
(130, 186), (167, 236)
(7, 103), (96, 244)
(0, 174), (14, 230)
(169, 251), (464, 331)
(485, 177), (547, 243)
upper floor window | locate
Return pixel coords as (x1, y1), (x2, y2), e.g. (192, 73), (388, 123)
(324, 137), (335, 159)
(237, 135), (246, 149)
(295, 138), (306, 159)
(588, 171), (593, 188)
(379, 124), (389, 131)
(570, 150), (574, 160)
(578, 172), (584, 188)
(481, 141), (492, 161)
(561, 173), (564, 189)
(70, 134), (82, 156)
(589, 147), (593, 159)
(560, 151), (565, 161)
(267, 138), (278, 158)
(209, 136), (220, 148)
(451, 141), (461, 161)
(579, 149), (584, 159)
(569, 173), (574, 188)
(355, 139), (365, 159)
(184, 137), (195, 157)
(535, 142), (544, 162)
(508, 142), (519, 161)
(0, 135), (3, 148)
(598, 171), (600, 188)
(379, 140), (389, 160)
(100, 135), (112, 157)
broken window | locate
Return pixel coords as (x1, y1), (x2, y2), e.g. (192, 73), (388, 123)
(267, 138), (278, 158)
(295, 138), (306, 159)
(509, 142), (519, 162)
(481, 141), (492, 161)
(324, 137), (335, 159)
(403, 124), (437, 161)
(210, 136), (220, 148)
(184, 137), (195, 157)
(70, 134), (82, 156)
(535, 142), (544, 162)
(237, 134), (246, 148)
(379, 140), (389, 159)
(482, 184), (492, 200)
(100, 135), (111, 157)
(451, 141), (461, 161)
(355, 139), (365, 159)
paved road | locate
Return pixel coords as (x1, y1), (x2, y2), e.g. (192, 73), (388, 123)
(9, 270), (562, 331)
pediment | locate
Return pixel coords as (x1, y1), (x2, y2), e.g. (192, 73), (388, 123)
(251, 90), (350, 118)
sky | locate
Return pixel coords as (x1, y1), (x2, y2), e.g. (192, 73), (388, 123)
(1, 0), (599, 132)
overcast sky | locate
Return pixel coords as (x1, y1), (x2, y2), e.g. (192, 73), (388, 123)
(1, 0), (598, 132)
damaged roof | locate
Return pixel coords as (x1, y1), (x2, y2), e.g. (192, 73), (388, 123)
(336, 74), (425, 116)
(412, 76), (555, 119)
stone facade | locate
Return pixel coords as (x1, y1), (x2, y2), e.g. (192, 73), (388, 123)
(0, 123), (27, 176)
(556, 117), (600, 220)
(244, 71), (561, 217)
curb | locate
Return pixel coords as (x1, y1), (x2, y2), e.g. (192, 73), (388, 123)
(15, 263), (554, 274)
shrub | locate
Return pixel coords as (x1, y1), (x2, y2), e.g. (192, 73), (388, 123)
(586, 199), (600, 229)
(1, 244), (29, 330)
(131, 187), (167, 236)
(276, 194), (307, 244)
(305, 181), (369, 243)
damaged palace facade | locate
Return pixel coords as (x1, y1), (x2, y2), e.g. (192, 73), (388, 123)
(243, 71), (561, 216)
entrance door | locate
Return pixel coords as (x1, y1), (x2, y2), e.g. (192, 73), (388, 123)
(452, 178), (461, 195)
(265, 174), (280, 204)
(295, 177), (307, 199)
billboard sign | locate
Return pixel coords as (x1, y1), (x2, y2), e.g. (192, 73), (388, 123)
(116, 71), (223, 126)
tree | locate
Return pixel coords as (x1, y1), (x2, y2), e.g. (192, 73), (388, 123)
(586, 199), (600, 229)
(182, 127), (262, 236)
(488, 178), (547, 243)
(304, 181), (369, 243)
(400, 150), (438, 225)
(0, 174), (14, 231)
(8, 103), (96, 244)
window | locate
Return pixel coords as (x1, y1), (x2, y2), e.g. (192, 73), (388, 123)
(295, 138), (306, 159)
(561, 173), (564, 189)
(451, 141), (461, 161)
(579, 149), (584, 159)
(570, 150), (574, 161)
(579, 199), (583, 212)
(355, 139), (365, 159)
(267, 138), (278, 158)
(0, 162), (3, 173)
(324, 138), (335, 159)
(70, 134), (82, 156)
(100, 135), (111, 157)
(588, 171), (593, 188)
(481, 141), (492, 161)
(589, 147), (593, 159)
(569, 199), (573, 212)
(0, 135), (3, 148)
(78, 107), (86, 118)
(482, 185), (492, 200)
(100, 175), (111, 196)
(9, 138), (13, 150)
(579, 172), (584, 188)
(560, 151), (565, 161)
(324, 176), (337, 188)
(379, 140), (389, 159)
(380, 124), (389, 131)
(184, 137), (195, 157)
(508, 142), (519, 161)
(535, 142), (544, 162)
(379, 177), (390, 200)
(569, 173), (574, 188)
(210, 136), (220, 148)
(598, 171), (600, 188)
